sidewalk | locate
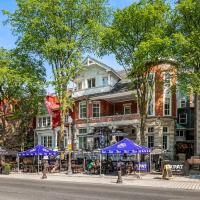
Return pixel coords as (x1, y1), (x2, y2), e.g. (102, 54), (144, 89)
(1, 172), (200, 191)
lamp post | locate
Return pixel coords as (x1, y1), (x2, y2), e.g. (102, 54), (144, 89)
(67, 115), (73, 175)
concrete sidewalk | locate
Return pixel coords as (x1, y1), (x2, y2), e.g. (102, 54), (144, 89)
(1, 172), (200, 191)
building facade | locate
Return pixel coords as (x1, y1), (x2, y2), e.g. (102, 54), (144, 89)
(72, 57), (176, 159)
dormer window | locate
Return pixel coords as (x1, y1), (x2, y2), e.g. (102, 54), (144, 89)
(87, 78), (96, 88)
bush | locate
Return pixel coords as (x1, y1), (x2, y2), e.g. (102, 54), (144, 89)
(3, 163), (11, 175)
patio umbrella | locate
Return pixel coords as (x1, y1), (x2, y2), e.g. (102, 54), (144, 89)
(18, 145), (58, 173)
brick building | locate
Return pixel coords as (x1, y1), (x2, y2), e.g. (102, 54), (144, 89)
(72, 57), (177, 159)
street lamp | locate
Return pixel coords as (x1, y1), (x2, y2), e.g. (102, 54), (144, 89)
(67, 115), (73, 175)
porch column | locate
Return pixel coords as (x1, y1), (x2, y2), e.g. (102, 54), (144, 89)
(54, 131), (58, 150)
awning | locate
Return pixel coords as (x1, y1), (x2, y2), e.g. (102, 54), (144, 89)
(0, 147), (17, 156)
(18, 145), (58, 157)
(101, 138), (150, 154)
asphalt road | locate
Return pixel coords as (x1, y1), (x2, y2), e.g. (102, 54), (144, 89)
(0, 178), (200, 200)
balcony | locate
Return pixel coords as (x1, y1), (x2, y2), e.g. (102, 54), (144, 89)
(88, 113), (140, 123)
(72, 85), (112, 98)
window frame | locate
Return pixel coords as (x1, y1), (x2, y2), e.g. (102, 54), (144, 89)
(92, 102), (100, 118)
(79, 101), (87, 119)
(87, 78), (96, 88)
(179, 113), (187, 124)
(123, 105), (131, 115)
(102, 76), (108, 87)
(180, 97), (187, 108)
(147, 135), (154, 148)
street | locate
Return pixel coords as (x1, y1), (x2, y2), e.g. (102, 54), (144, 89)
(0, 178), (200, 200)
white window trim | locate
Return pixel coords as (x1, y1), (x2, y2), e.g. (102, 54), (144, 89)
(87, 78), (96, 89)
(176, 130), (185, 137)
(163, 135), (169, 150)
(92, 101), (101, 118)
(79, 101), (87, 119)
(163, 72), (172, 116)
(148, 73), (155, 116)
(180, 97), (187, 108)
(147, 135), (154, 148)
(37, 115), (52, 128)
(102, 76), (109, 87)
(123, 104), (131, 115)
(179, 113), (187, 124)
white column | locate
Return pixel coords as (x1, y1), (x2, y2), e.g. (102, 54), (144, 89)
(54, 131), (58, 150)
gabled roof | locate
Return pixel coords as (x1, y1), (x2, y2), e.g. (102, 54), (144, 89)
(83, 56), (122, 79)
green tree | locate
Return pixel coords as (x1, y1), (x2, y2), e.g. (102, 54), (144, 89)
(0, 48), (46, 150)
(100, 0), (173, 145)
(173, 0), (200, 94)
(3, 0), (110, 150)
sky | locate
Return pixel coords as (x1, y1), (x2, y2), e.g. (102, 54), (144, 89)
(0, 0), (136, 92)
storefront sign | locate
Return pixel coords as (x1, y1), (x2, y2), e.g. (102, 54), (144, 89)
(162, 161), (185, 175)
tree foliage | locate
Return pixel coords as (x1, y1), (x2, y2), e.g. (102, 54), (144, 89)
(4, 0), (110, 149)
(172, 0), (200, 94)
(100, 0), (172, 145)
(0, 48), (46, 150)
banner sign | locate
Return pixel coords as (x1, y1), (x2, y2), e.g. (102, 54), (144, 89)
(162, 161), (185, 175)
(136, 162), (149, 172)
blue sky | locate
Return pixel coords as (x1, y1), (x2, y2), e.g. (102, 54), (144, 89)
(0, 0), (136, 92)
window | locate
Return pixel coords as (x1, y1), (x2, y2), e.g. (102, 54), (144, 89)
(102, 77), (108, 86)
(78, 128), (87, 150)
(79, 136), (87, 150)
(148, 100), (154, 116)
(41, 136), (52, 148)
(79, 101), (87, 119)
(78, 82), (82, 90)
(148, 127), (154, 133)
(93, 102), (100, 117)
(148, 135), (154, 148)
(180, 98), (186, 108)
(47, 136), (52, 148)
(176, 130), (184, 137)
(147, 73), (155, 116)
(164, 72), (171, 88)
(179, 113), (187, 124)
(87, 78), (96, 88)
(79, 128), (87, 135)
(38, 116), (51, 128)
(163, 127), (168, 133)
(124, 105), (131, 115)
(163, 135), (168, 150)
(164, 97), (171, 116)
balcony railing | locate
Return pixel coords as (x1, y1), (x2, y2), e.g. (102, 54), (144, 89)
(88, 113), (140, 123)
